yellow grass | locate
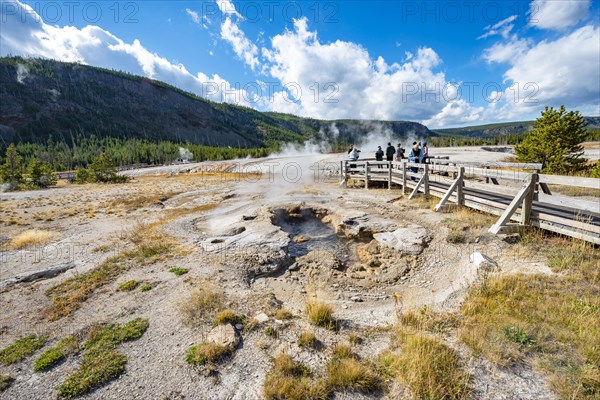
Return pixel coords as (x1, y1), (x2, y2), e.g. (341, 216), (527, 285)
(380, 327), (470, 400)
(460, 238), (600, 399)
(10, 229), (57, 249)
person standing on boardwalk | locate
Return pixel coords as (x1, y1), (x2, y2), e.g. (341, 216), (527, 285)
(385, 142), (396, 162)
(409, 142), (421, 174)
(375, 146), (384, 168)
(420, 141), (429, 163)
(396, 143), (405, 160)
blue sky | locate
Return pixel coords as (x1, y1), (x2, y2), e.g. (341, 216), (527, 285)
(2, 0), (599, 127)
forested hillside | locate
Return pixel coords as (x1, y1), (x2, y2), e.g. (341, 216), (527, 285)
(0, 57), (432, 154)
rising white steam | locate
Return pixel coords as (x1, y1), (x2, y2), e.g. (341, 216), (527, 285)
(179, 147), (193, 160)
(17, 64), (29, 84)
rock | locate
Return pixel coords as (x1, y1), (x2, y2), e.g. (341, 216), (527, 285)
(292, 234), (310, 243)
(293, 250), (343, 271)
(373, 225), (430, 255)
(0, 263), (76, 292)
(350, 296), (363, 302)
(321, 215), (332, 224)
(207, 324), (239, 348)
(470, 252), (499, 272)
(254, 312), (270, 324)
(235, 324), (243, 330)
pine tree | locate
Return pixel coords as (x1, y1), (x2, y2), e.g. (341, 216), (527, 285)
(27, 159), (57, 188)
(515, 106), (588, 174)
(0, 144), (23, 187)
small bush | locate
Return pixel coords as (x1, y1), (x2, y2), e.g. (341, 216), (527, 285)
(297, 331), (316, 348)
(10, 229), (56, 249)
(306, 301), (335, 329)
(118, 280), (139, 292)
(214, 310), (240, 326)
(169, 267), (189, 276)
(186, 343), (230, 366)
(0, 335), (46, 365)
(263, 353), (329, 400)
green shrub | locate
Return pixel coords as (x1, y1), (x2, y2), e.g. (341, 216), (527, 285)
(118, 280), (139, 292)
(57, 318), (148, 398)
(169, 267), (189, 276)
(0, 335), (46, 365)
(186, 343), (230, 366)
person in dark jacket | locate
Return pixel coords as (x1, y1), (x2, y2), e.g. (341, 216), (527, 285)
(347, 144), (354, 154)
(375, 146), (384, 168)
(385, 142), (396, 161)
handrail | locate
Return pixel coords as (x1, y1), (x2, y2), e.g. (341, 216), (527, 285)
(340, 159), (600, 244)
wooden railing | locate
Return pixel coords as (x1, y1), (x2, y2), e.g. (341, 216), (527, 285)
(341, 159), (600, 244)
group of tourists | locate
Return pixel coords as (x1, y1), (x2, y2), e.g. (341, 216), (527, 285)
(346, 141), (429, 164)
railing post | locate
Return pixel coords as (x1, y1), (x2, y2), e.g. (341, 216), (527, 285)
(340, 160), (346, 187)
(365, 162), (369, 190)
(485, 166), (490, 184)
(457, 167), (464, 206)
(402, 162), (407, 195)
(424, 164), (429, 195)
(388, 161), (392, 190)
(521, 173), (537, 225)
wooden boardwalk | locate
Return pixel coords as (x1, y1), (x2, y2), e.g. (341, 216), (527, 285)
(341, 159), (600, 244)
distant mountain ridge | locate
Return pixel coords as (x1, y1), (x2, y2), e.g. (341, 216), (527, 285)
(0, 57), (433, 148)
(433, 117), (600, 138)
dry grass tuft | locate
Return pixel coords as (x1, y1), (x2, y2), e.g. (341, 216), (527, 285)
(275, 309), (294, 320)
(213, 309), (240, 326)
(297, 331), (317, 348)
(381, 327), (470, 400)
(399, 306), (459, 335)
(179, 283), (225, 326)
(186, 342), (230, 366)
(10, 229), (57, 249)
(306, 301), (335, 329)
(263, 353), (329, 400)
(326, 351), (382, 393)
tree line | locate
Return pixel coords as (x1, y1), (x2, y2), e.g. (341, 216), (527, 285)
(0, 136), (277, 172)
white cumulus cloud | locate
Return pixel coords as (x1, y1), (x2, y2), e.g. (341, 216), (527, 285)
(220, 17), (260, 70)
(530, 0), (591, 30)
(262, 18), (448, 121)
